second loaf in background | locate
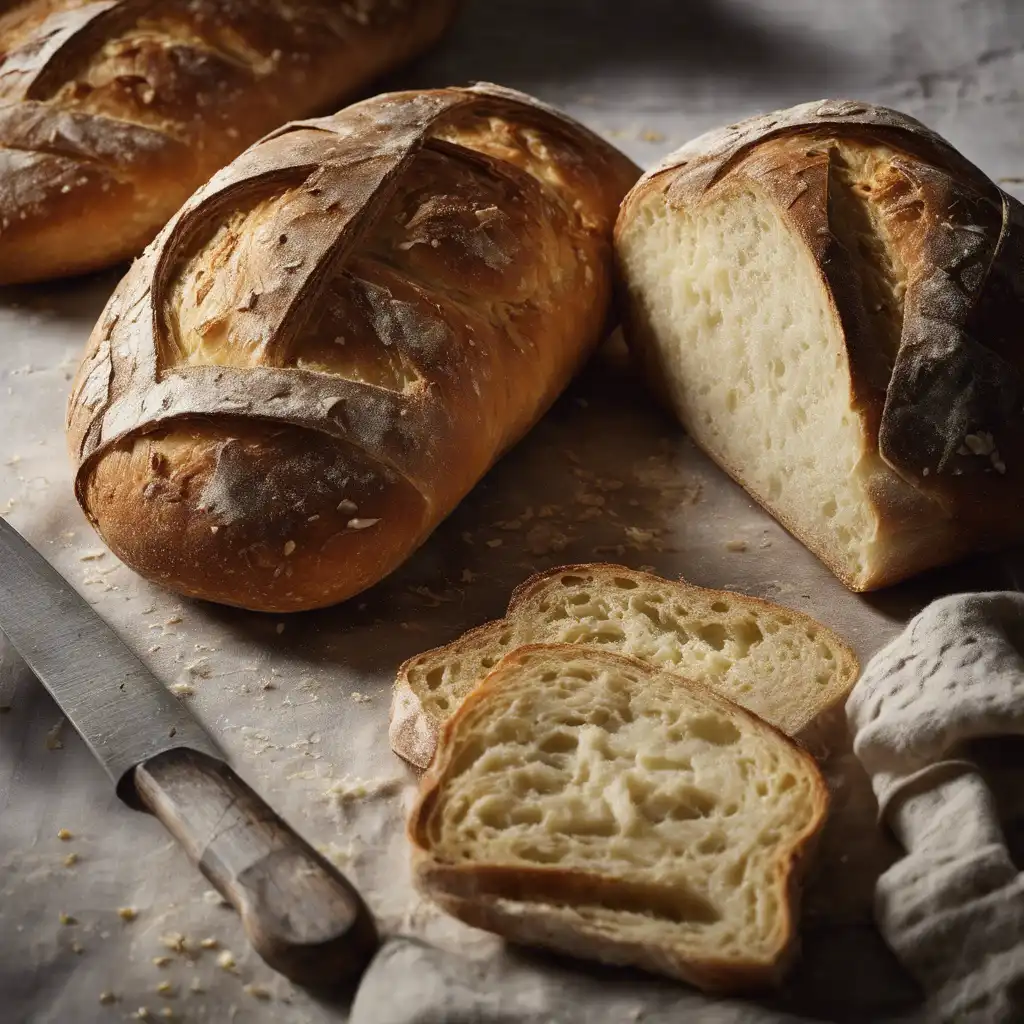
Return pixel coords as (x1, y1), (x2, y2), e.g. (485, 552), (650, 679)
(66, 84), (640, 612)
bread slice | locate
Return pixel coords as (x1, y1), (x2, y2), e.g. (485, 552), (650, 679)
(390, 564), (859, 769)
(615, 100), (1024, 592)
(408, 644), (829, 991)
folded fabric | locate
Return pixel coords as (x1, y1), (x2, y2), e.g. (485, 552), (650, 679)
(847, 592), (1024, 1023)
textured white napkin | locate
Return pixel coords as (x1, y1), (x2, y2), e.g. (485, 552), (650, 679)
(848, 592), (1024, 1023)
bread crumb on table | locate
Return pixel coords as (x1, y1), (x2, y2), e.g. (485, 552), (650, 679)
(59, 912), (77, 926)
(98, 991), (117, 1005)
(117, 906), (138, 922)
(64, 852), (78, 867)
(57, 828), (73, 841)
(216, 950), (236, 972)
(152, 956), (171, 968)
(45, 721), (64, 749)
(725, 539), (748, 552)
(156, 981), (175, 997)
(243, 983), (272, 1001)
(199, 937), (219, 950)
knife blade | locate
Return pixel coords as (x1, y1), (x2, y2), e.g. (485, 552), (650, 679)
(0, 518), (377, 988)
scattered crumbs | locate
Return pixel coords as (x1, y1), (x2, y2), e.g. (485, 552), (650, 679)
(495, 518), (522, 531)
(156, 981), (175, 997)
(134, 1009), (152, 1021)
(64, 853), (78, 867)
(160, 933), (188, 954)
(346, 517), (380, 530)
(165, 616), (183, 626)
(45, 721), (64, 750)
(57, 828), (73, 841)
(159, 1010), (175, 1020)
(349, 691), (372, 704)
(59, 912), (77, 926)
(148, 646), (161, 654)
(325, 775), (403, 806)
(261, 680), (276, 691)
(243, 984), (271, 1001)
(169, 682), (195, 698)
(460, 569), (478, 584)
(725, 539), (748, 553)
(216, 950), (236, 972)
(79, 550), (106, 562)
(461, 531), (474, 545)
(283, 540), (296, 556)
(189, 979), (204, 994)
(117, 907), (138, 922)
(922, 467), (930, 477)
(98, 991), (117, 1006)
(152, 956), (172, 968)
(275, 623), (285, 635)
(524, 523), (569, 556)
(485, 538), (503, 549)
(639, 128), (666, 142)
(199, 937), (219, 950)
(72, 940), (84, 954)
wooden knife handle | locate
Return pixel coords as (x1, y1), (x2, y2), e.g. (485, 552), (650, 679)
(135, 747), (378, 988)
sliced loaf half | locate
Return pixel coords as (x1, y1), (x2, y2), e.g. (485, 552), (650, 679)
(390, 563), (859, 768)
(408, 644), (829, 991)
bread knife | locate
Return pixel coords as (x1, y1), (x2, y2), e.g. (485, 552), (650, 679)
(0, 517), (377, 988)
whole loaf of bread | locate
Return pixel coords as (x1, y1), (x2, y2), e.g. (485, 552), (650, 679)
(0, 0), (458, 285)
(66, 84), (640, 612)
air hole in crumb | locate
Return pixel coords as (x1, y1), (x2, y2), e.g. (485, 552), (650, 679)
(612, 577), (639, 590)
(711, 601), (729, 613)
(425, 667), (444, 690)
(697, 623), (728, 651)
(561, 575), (586, 586)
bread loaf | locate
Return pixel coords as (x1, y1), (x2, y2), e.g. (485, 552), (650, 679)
(66, 85), (640, 612)
(0, 0), (458, 285)
(408, 644), (829, 991)
(391, 563), (859, 769)
(615, 100), (1024, 591)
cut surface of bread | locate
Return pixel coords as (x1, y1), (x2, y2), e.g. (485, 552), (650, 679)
(618, 180), (884, 585)
(615, 100), (1024, 592)
(408, 645), (829, 991)
(390, 564), (859, 769)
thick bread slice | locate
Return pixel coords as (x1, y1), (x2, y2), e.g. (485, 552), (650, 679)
(408, 645), (829, 991)
(390, 563), (859, 769)
(615, 100), (1024, 592)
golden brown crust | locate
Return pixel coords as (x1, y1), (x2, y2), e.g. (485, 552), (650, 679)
(0, 0), (459, 284)
(67, 86), (641, 611)
(407, 643), (830, 992)
(389, 562), (860, 770)
(616, 99), (1024, 590)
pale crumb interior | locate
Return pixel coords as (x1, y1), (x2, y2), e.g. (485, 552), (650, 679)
(424, 649), (822, 959)
(408, 568), (854, 737)
(617, 181), (885, 585)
